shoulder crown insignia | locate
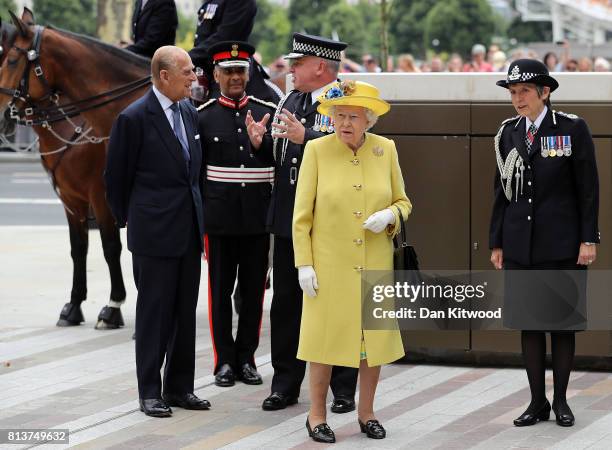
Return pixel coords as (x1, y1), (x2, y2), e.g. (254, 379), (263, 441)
(508, 65), (520, 81)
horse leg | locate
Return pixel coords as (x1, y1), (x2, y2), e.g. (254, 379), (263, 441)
(91, 195), (126, 330)
(57, 212), (88, 326)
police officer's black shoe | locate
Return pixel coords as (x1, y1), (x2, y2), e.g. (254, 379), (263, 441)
(331, 396), (356, 414)
(262, 392), (298, 410)
(215, 364), (235, 387)
(163, 392), (211, 410)
(513, 400), (551, 426)
(139, 398), (172, 418)
(238, 363), (263, 385)
(57, 303), (84, 327)
(552, 400), (575, 427)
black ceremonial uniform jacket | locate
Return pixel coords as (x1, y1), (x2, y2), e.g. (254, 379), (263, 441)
(127, 0), (178, 58)
(489, 109), (600, 266)
(262, 90), (335, 239)
(189, 0), (257, 71)
(198, 95), (276, 235)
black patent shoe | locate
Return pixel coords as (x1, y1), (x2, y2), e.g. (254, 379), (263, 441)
(306, 417), (335, 444)
(238, 363), (263, 385)
(163, 392), (211, 410)
(553, 401), (575, 427)
(215, 364), (235, 387)
(513, 400), (551, 426)
(57, 303), (84, 327)
(331, 396), (355, 414)
(139, 398), (172, 418)
(359, 419), (386, 439)
(262, 392), (298, 411)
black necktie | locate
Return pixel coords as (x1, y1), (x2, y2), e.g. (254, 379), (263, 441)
(302, 92), (312, 112)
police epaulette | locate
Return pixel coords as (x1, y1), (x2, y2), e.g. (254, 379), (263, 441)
(501, 115), (521, 125)
(555, 110), (579, 120)
(196, 98), (216, 111)
(248, 96), (277, 109)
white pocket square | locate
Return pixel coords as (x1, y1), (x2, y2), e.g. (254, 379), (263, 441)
(195, 134), (200, 140)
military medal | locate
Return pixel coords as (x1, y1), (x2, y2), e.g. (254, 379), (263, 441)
(540, 136), (548, 158)
(313, 114), (320, 132)
(563, 135), (572, 156)
(328, 117), (335, 133)
(547, 136), (556, 157)
(555, 136), (563, 157)
(320, 115), (328, 133)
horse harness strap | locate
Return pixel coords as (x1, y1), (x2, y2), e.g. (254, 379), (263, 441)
(1, 25), (152, 127)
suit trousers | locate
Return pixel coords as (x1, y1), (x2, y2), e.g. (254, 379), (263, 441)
(133, 218), (201, 399)
(206, 233), (269, 373)
(270, 236), (358, 399)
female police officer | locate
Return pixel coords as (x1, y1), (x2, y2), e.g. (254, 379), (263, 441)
(490, 59), (599, 427)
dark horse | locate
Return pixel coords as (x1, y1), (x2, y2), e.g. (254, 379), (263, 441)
(0, 9), (152, 329)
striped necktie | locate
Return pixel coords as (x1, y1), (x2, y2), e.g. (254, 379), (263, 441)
(526, 123), (537, 154)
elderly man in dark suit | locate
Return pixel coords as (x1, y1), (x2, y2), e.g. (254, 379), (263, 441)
(104, 46), (210, 418)
(125, 0), (178, 58)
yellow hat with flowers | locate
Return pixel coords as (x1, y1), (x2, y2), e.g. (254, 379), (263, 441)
(316, 80), (390, 117)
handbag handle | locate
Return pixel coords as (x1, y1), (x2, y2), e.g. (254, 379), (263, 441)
(394, 206), (409, 248)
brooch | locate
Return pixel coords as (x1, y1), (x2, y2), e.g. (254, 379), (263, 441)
(372, 146), (384, 157)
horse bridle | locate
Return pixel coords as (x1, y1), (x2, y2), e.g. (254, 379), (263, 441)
(0, 25), (151, 128)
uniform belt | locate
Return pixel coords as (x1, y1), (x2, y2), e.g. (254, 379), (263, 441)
(206, 165), (274, 183)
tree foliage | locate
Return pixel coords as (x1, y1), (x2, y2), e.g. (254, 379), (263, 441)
(389, 0), (438, 58)
(507, 18), (552, 44)
(288, 0), (341, 36)
(0, 0), (16, 18)
(251, 0), (291, 64)
(32, 0), (96, 36)
(320, 2), (367, 59)
(424, 0), (495, 57)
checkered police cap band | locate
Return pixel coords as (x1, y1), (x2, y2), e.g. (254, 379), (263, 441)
(292, 39), (342, 61)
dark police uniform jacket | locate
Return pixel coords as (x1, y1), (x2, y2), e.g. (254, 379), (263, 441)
(198, 95), (276, 235)
(489, 109), (600, 266)
(262, 90), (335, 239)
(127, 0), (178, 58)
(189, 0), (256, 70)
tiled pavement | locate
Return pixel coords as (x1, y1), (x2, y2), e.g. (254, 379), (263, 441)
(2, 228), (612, 449)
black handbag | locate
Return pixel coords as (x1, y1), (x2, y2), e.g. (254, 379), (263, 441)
(393, 207), (420, 272)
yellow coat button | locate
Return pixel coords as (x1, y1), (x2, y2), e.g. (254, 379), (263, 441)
(353, 239), (363, 245)
(353, 266), (364, 272)
(353, 211), (363, 218)
(353, 184), (362, 190)
(351, 158), (360, 165)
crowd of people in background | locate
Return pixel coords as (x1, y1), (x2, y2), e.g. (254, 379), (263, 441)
(260, 41), (612, 79)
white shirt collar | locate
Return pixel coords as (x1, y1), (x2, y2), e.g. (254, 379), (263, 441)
(310, 81), (336, 106)
(526, 105), (548, 131)
(152, 85), (174, 112)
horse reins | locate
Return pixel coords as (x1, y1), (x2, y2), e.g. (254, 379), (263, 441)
(0, 25), (151, 129)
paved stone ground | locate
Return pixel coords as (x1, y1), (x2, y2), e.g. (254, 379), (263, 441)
(2, 227), (612, 449)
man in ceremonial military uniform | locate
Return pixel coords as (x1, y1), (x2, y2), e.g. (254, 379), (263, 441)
(246, 33), (359, 412)
(125, 0), (178, 58)
(198, 41), (276, 387)
(188, 0), (281, 103)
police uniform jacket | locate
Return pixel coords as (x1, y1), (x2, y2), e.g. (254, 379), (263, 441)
(189, 0), (257, 70)
(127, 0), (178, 58)
(489, 109), (600, 266)
(198, 95), (276, 235)
(262, 90), (334, 239)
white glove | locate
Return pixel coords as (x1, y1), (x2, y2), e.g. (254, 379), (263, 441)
(298, 265), (318, 298)
(363, 208), (396, 233)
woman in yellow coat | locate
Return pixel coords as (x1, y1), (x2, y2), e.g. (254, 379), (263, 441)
(292, 80), (412, 443)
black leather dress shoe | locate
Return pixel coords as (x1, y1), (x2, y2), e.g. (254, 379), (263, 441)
(359, 419), (386, 439)
(139, 398), (172, 418)
(262, 392), (298, 411)
(215, 364), (235, 387)
(306, 417), (335, 444)
(163, 393), (211, 410)
(331, 396), (356, 414)
(513, 400), (551, 426)
(553, 401), (575, 427)
(238, 363), (263, 385)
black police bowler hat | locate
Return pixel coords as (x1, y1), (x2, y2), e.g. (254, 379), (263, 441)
(497, 58), (559, 92)
(209, 41), (255, 68)
(284, 33), (348, 62)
